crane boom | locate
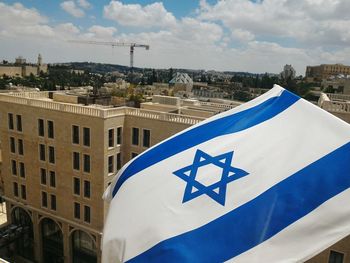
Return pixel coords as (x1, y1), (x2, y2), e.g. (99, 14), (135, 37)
(69, 40), (150, 68)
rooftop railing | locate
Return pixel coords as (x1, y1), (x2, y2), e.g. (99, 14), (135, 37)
(326, 93), (350, 102)
(198, 101), (240, 110)
(318, 93), (350, 113)
(0, 92), (205, 125)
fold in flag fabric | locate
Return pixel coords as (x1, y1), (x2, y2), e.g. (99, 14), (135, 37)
(102, 85), (350, 263)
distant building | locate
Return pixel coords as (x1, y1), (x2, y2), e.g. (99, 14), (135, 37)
(321, 76), (350, 94)
(141, 95), (240, 118)
(193, 87), (225, 99)
(169, 72), (193, 97)
(280, 64), (296, 80)
(0, 54), (48, 78)
(14, 56), (26, 65)
(69, 69), (85, 75)
(306, 64), (350, 82)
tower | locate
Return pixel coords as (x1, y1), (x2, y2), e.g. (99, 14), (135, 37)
(37, 53), (42, 66)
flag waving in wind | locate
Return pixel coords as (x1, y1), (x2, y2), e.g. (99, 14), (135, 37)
(102, 85), (350, 262)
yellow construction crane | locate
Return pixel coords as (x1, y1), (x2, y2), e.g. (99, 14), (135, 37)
(69, 40), (150, 69)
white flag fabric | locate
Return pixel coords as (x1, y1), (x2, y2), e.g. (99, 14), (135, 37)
(102, 85), (350, 262)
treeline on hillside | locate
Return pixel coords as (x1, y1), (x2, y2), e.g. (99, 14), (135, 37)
(230, 73), (319, 99)
(0, 66), (110, 90)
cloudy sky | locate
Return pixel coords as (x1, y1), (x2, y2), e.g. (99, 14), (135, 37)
(0, 0), (349, 75)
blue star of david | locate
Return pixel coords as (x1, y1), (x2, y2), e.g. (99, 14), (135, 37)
(173, 149), (249, 206)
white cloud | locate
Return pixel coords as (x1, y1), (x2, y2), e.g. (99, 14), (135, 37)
(55, 23), (80, 38)
(1, 1), (350, 75)
(77, 0), (91, 9)
(60, 1), (85, 18)
(231, 29), (255, 42)
(103, 1), (176, 28)
(167, 18), (223, 44)
(199, 0), (210, 11)
(88, 25), (117, 39)
(0, 2), (47, 26)
(0, 2), (54, 38)
(198, 0), (350, 48)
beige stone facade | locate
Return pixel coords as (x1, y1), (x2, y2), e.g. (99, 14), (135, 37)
(306, 64), (350, 82)
(0, 67), (22, 78)
(0, 91), (349, 262)
(0, 64), (48, 78)
(0, 55), (48, 78)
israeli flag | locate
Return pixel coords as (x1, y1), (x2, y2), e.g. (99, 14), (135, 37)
(102, 85), (350, 262)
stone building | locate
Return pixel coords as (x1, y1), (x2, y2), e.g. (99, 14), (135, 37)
(306, 64), (350, 82)
(0, 55), (48, 78)
(0, 91), (204, 263)
(0, 90), (349, 263)
(169, 72), (193, 97)
(321, 77), (350, 94)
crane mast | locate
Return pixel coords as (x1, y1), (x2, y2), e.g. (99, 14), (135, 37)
(69, 40), (150, 69)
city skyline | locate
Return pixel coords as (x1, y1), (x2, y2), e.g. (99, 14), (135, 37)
(0, 0), (350, 75)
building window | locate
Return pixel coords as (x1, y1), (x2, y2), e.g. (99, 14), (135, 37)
(38, 119), (44, 136)
(143, 129), (151, 148)
(117, 127), (122, 145)
(19, 162), (25, 178)
(51, 195), (56, 211)
(13, 182), (18, 197)
(11, 160), (17, 176)
(84, 181), (90, 198)
(16, 115), (22, 132)
(131, 152), (138, 159)
(48, 146), (55, 164)
(108, 129), (114, 148)
(116, 153), (122, 170)
(84, 206), (91, 223)
(83, 154), (90, 173)
(329, 250), (344, 263)
(10, 137), (16, 153)
(40, 168), (47, 185)
(18, 139), (24, 155)
(73, 152), (80, 170)
(73, 178), (80, 195)
(8, 113), (14, 130)
(83, 127), (90, 147)
(49, 171), (56, 188)
(74, 202), (80, 219)
(42, 191), (48, 207)
(72, 125), (79, 144)
(108, 156), (114, 173)
(132, 127), (139, 146)
(21, 185), (26, 200)
(39, 144), (46, 161)
(48, 120), (54, 139)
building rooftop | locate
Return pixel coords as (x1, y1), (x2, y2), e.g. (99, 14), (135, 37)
(0, 91), (204, 125)
(169, 72), (193, 85)
(318, 93), (350, 123)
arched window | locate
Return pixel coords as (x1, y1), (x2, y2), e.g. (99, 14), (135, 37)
(11, 207), (34, 260)
(72, 230), (97, 263)
(41, 218), (64, 263)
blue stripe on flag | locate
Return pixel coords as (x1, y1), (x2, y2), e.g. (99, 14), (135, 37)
(112, 90), (299, 197)
(128, 141), (350, 262)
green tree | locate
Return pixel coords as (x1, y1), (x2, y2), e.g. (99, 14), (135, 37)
(168, 68), (174, 82)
